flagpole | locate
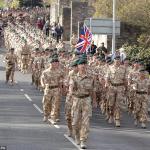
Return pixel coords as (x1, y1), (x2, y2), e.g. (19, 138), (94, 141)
(112, 0), (116, 58)
(90, 18), (92, 32)
(78, 21), (80, 39)
(89, 18), (92, 54)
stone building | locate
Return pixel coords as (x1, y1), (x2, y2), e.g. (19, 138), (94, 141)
(50, 0), (95, 41)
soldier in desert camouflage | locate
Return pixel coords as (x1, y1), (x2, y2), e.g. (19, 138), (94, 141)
(5, 48), (17, 85)
(133, 69), (150, 128)
(41, 56), (64, 124)
(106, 56), (127, 127)
(69, 58), (97, 149)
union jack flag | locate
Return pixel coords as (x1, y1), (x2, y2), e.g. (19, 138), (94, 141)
(75, 24), (92, 53)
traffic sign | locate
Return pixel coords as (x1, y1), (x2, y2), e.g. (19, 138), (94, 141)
(84, 18), (120, 35)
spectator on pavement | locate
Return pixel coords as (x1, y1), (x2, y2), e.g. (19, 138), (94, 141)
(36, 18), (44, 30)
(119, 47), (126, 63)
(43, 20), (50, 37)
(97, 42), (108, 59)
(55, 23), (63, 43)
(51, 22), (57, 39)
(88, 41), (97, 54)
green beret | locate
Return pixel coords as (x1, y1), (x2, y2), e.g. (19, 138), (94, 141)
(49, 48), (54, 52)
(79, 54), (87, 60)
(77, 58), (87, 65)
(70, 60), (78, 67)
(60, 49), (65, 53)
(52, 53), (58, 58)
(139, 69), (146, 73)
(49, 58), (59, 63)
(35, 48), (40, 51)
(10, 48), (15, 51)
(21, 37), (26, 42)
(45, 48), (50, 51)
(54, 48), (57, 51)
(73, 51), (80, 56)
(82, 53), (87, 58)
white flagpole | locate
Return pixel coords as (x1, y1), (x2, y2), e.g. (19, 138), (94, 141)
(89, 18), (92, 54)
(112, 0), (116, 59)
(78, 21), (80, 39)
(90, 18), (92, 32)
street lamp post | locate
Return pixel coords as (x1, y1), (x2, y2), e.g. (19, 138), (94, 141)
(112, 0), (116, 58)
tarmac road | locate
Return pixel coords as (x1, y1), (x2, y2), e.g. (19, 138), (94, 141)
(0, 48), (150, 150)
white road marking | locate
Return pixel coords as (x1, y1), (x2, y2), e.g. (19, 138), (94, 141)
(24, 94), (32, 102)
(3, 60), (5, 63)
(48, 119), (60, 129)
(24, 94), (43, 114)
(33, 104), (43, 114)
(20, 89), (24, 92)
(64, 134), (81, 150)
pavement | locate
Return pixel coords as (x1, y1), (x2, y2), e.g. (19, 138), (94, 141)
(0, 47), (150, 150)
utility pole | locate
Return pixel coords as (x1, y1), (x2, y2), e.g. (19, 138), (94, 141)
(112, 0), (116, 58)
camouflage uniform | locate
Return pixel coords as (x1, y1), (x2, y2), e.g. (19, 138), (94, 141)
(133, 72), (150, 128)
(65, 68), (78, 136)
(32, 55), (41, 89)
(98, 64), (108, 115)
(70, 35), (78, 51)
(20, 44), (31, 73)
(41, 65), (63, 122)
(128, 69), (139, 114)
(70, 72), (95, 143)
(106, 64), (126, 126)
(5, 50), (17, 84)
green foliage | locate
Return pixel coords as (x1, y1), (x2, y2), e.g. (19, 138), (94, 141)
(94, 0), (150, 67)
(43, 0), (55, 5)
(10, 0), (20, 8)
(0, 0), (5, 8)
(93, 0), (150, 32)
(124, 44), (141, 60)
(124, 34), (150, 64)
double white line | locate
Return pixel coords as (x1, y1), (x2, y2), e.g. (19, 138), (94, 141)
(23, 90), (82, 149)
(24, 92), (61, 128)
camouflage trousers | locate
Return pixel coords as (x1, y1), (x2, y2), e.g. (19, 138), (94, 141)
(133, 94), (148, 123)
(6, 65), (15, 82)
(127, 88), (136, 114)
(21, 57), (29, 72)
(107, 85), (125, 121)
(32, 70), (41, 89)
(98, 86), (108, 115)
(71, 96), (92, 141)
(65, 94), (73, 133)
(42, 88), (61, 121)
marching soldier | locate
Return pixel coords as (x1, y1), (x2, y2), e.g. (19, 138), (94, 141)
(98, 58), (108, 114)
(41, 56), (64, 124)
(20, 40), (31, 73)
(133, 69), (150, 128)
(5, 48), (17, 85)
(128, 60), (140, 115)
(69, 58), (97, 149)
(106, 56), (127, 127)
(70, 33), (78, 52)
(65, 59), (79, 137)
